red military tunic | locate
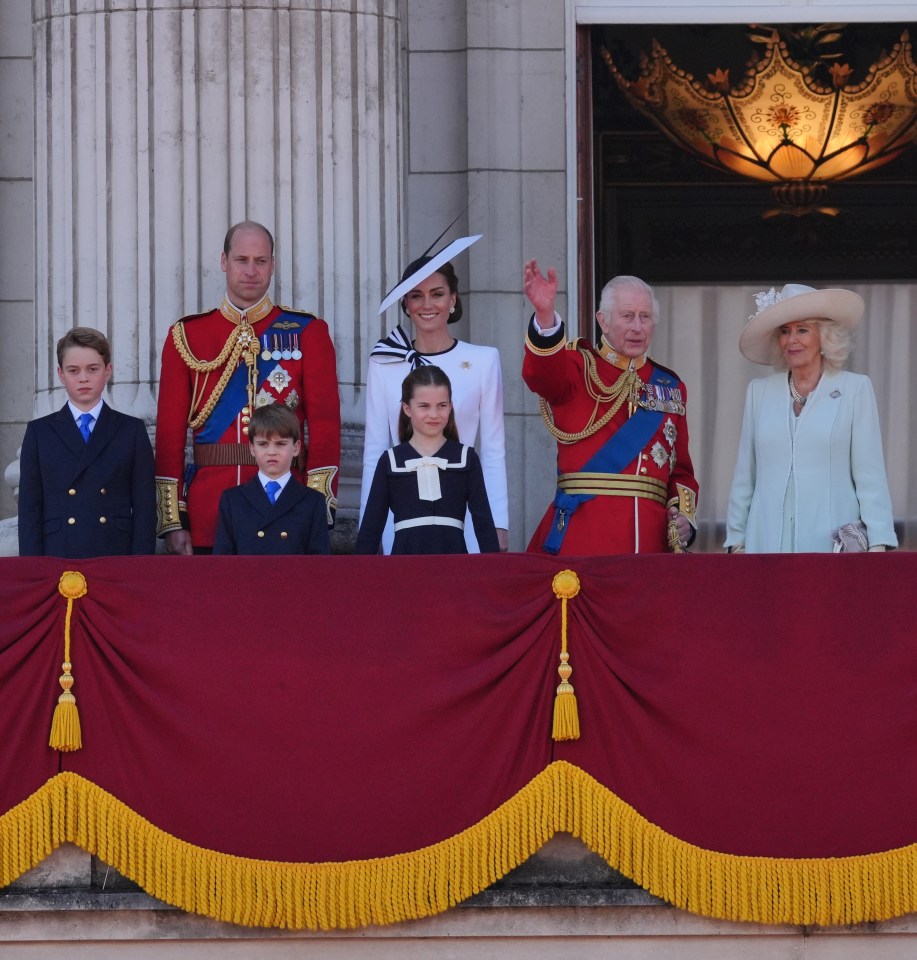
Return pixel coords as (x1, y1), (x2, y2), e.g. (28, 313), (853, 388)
(155, 295), (341, 548)
(523, 320), (698, 555)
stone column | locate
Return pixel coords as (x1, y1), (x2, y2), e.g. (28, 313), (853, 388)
(403, 0), (568, 550)
(31, 0), (402, 518)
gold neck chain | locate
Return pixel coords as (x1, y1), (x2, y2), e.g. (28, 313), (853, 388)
(540, 346), (641, 445)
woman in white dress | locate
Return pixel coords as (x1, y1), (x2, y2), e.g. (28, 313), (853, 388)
(725, 283), (896, 554)
(361, 245), (509, 553)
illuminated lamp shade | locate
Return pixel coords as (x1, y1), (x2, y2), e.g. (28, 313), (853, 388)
(601, 29), (917, 216)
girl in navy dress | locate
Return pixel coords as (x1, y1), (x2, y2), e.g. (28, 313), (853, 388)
(356, 366), (499, 555)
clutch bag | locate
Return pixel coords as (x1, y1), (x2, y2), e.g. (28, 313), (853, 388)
(831, 520), (868, 553)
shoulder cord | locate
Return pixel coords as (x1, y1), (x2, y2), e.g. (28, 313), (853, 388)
(539, 345), (639, 445)
(171, 321), (259, 430)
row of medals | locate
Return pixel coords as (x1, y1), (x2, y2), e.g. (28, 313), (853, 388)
(260, 333), (301, 362)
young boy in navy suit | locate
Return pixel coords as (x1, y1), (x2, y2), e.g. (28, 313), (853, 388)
(213, 404), (330, 555)
(18, 327), (156, 557)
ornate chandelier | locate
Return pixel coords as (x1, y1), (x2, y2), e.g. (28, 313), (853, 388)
(601, 27), (917, 216)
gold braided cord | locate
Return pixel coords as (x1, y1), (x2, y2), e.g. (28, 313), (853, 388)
(540, 347), (638, 445)
(171, 323), (260, 431)
(3, 765), (917, 929)
(172, 321), (239, 373)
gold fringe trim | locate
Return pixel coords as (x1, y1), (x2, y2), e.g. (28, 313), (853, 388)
(3, 764), (917, 929)
(0, 771), (557, 930)
(561, 760), (917, 927)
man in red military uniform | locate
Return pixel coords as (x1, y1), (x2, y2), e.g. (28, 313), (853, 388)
(522, 259), (697, 555)
(155, 221), (341, 553)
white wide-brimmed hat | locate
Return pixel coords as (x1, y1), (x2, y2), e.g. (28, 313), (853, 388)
(739, 283), (864, 365)
(377, 235), (482, 315)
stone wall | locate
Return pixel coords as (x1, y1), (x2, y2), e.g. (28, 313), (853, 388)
(4, 841), (917, 956)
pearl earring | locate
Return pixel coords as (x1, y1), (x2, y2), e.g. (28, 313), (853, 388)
(449, 306), (455, 315)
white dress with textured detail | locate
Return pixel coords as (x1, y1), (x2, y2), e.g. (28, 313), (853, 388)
(361, 339), (508, 553)
(725, 369), (897, 552)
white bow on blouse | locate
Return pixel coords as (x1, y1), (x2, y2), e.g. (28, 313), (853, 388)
(403, 456), (448, 501)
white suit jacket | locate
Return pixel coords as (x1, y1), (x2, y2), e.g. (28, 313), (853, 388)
(725, 370), (897, 552)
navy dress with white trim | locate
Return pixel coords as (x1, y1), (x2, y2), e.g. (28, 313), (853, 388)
(355, 440), (499, 555)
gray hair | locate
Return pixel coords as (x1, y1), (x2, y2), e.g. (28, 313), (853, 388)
(771, 319), (852, 373)
(597, 275), (659, 322)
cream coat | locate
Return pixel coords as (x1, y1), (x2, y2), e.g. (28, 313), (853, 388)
(725, 370), (897, 552)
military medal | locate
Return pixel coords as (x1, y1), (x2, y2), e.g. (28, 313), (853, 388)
(261, 334), (272, 361)
(292, 347), (302, 360)
(267, 365), (292, 394)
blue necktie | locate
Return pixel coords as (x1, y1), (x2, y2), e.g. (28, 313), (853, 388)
(79, 413), (94, 443)
(265, 480), (281, 504)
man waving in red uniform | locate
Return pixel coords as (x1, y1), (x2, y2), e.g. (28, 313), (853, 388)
(155, 222), (341, 554)
(522, 259), (697, 555)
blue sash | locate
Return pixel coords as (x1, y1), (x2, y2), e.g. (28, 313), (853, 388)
(541, 365), (669, 554)
(194, 312), (314, 445)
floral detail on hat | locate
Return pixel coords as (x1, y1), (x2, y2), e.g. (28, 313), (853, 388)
(663, 417), (677, 448)
(751, 287), (783, 320)
(651, 441), (668, 468)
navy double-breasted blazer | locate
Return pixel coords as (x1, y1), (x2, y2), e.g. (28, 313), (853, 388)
(213, 476), (330, 555)
(17, 402), (156, 557)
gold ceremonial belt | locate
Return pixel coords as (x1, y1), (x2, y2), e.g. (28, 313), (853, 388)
(193, 443), (257, 467)
(557, 472), (667, 505)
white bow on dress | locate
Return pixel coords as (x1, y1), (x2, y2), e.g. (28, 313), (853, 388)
(403, 456), (448, 501)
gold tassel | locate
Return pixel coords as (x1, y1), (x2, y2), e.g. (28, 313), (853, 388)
(551, 570), (581, 741)
(49, 571), (88, 752)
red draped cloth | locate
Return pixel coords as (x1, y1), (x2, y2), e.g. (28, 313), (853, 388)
(1, 553), (916, 928)
(554, 554), (917, 858)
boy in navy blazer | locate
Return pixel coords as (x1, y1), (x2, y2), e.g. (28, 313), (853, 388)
(18, 327), (156, 557)
(213, 404), (330, 555)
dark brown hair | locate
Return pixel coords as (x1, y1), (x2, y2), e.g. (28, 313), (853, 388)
(248, 403), (301, 442)
(56, 327), (112, 368)
(397, 366), (459, 443)
(399, 257), (463, 324)
(223, 221), (275, 256)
